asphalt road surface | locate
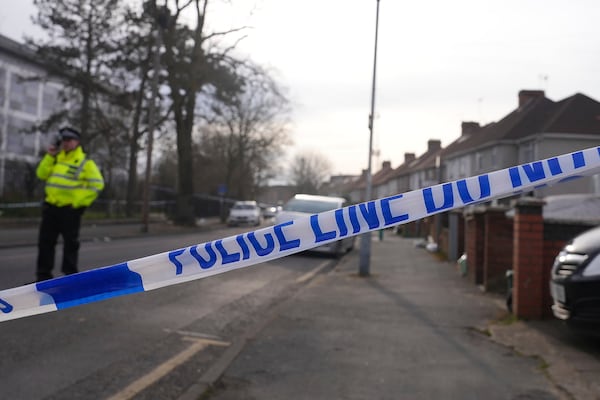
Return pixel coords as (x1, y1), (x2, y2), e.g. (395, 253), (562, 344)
(0, 225), (336, 399)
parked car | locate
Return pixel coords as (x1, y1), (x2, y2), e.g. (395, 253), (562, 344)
(275, 194), (355, 257)
(227, 201), (261, 226)
(261, 205), (280, 219)
(550, 225), (600, 333)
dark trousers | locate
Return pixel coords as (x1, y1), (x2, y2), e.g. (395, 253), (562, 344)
(36, 203), (83, 281)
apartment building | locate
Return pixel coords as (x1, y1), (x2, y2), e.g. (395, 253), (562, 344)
(0, 33), (64, 197)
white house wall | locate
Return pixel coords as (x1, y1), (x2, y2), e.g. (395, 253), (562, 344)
(533, 135), (600, 196)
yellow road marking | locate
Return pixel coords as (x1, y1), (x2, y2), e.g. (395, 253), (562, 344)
(107, 337), (229, 400)
(296, 260), (330, 284)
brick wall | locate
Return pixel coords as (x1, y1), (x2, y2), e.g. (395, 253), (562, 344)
(400, 219), (428, 238)
(483, 208), (513, 293)
(464, 209), (485, 285)
(460, 200), (596, 320)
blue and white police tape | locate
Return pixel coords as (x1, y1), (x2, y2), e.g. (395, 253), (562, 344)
(1, 146), (599, 322)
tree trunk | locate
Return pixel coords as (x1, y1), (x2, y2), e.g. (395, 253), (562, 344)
(125, 133), (139, 217)
(173, 107), (196, 225)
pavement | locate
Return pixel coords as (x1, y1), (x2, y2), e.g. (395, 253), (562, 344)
(1, 218), (599, 399)
(191, 232), (600, 400)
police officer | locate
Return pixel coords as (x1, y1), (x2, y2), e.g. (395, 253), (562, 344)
(35, 127), (105, 281)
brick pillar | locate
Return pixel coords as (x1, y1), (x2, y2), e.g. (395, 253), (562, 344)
(464, 208), (485, 285)
(483, 207), (513, 293)
(513, 198), (545, 319)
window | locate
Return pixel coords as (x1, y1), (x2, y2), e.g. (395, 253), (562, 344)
(521, 142), (534, 163)
(9, 74), (39, 116)
(233, 204), (257, 210)
(42, 84), (62, 118)
(7, 115), (35, 154)
(0, 67), (5, 107)
(476, 152), (483, 171)
(426, 169), (432, 180)
(283, 198), (341, 213)
(459, 157), (466, 176)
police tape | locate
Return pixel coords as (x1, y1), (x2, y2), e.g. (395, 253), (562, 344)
(1, 146), (599, 322)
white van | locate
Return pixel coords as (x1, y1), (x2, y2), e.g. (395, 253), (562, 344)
(275, 194), (355, 257)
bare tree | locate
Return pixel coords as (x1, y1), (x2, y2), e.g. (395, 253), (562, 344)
(289, 150), (332, 195)
(157, 0), (245, 225)
(112, 2), (172, 216)
(197, 64), (291, 200)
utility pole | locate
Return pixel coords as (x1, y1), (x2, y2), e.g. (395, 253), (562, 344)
(359, 0), (381, 276)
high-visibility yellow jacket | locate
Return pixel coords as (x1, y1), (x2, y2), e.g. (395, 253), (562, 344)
(36, 146), (104, 208)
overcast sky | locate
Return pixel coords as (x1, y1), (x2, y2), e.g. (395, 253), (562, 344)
(2, 0), (600, 177)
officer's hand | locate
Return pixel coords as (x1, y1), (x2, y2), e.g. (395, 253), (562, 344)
(48, 145), (58, 156)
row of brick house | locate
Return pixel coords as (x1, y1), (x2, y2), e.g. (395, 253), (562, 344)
(335, 90), (600, 206)
(323, 89), (600, 319)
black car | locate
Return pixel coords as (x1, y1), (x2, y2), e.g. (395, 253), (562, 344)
(550, 225), (600, 332)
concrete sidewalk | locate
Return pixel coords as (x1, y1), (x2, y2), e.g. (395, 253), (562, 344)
(189, 233), (600, 400)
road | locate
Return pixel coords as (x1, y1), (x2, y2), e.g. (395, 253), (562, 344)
(0, 225), (336, 399)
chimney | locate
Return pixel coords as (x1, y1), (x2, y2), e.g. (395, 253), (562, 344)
(518, 90), (545, 107)
(427, 139), (442, 152)
(404, 152), (416, 164)
(461, 121), (480, 136)
(381, 160), (391, 170)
